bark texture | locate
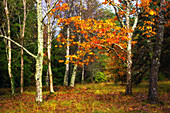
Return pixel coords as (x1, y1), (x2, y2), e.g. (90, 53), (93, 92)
(125, 0), (132, 95)
(47, 0), (54, 93)
(35, 0), (43, 103)
(70, 65), (78, 87)
(148, 0), (165, 104)
(63, 27), (70, 86)
(21, 0), (26, 93)
(4, 0), (15, 95)
(82, 62), (85, 84)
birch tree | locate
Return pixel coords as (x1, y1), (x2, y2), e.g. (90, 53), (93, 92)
(3, 0), (15, 95)
(63, 0), (70, 86)
(70, 0), (82, 87)
(46, 0), (54, 93)
(1, 0), (59, 103)
(105, 0), (139, 95)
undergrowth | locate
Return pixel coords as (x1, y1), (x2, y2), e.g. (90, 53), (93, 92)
(0, 81), (169, 113)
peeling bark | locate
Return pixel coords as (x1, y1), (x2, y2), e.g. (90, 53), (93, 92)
(35, 0), (43, 103)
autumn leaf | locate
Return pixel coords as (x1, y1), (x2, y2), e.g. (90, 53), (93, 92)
(149, 10), (156, 15)
(58, 60), (64, 63)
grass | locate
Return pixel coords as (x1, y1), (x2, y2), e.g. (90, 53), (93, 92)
(0, 81), (169, 113)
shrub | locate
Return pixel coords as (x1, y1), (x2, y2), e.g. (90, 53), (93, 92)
(94, 72), (107, 83)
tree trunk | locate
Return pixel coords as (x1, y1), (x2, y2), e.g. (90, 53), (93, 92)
(125, 1), (132, 95)
(46, 69), (49, 87)
(35, 0), (43, 103)
(70, 64), (77, 87)
(21, 39), (24, 93)
(82, 62), (85, 84)
(79, 0), (85, 85)
(47, 0), (54, 93)
(63, 27), (70, 86)
(4, 0), (15, 95)
(148, 0), (165, 104)
(21, 0), (26, 93)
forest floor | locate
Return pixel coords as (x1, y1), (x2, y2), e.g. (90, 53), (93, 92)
(0, 81), (169, 113)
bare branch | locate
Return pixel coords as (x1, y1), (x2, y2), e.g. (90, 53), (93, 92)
(41, 0), (59, 23)
(0, 35), (37, 58)
(112, 43), (127, 53)
(107, 0), (125, 28)
(132, 0), (139, 30)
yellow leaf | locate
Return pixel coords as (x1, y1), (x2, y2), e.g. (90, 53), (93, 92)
(65, 60), (69, 65)
(146, 26), (152, 30)
(149, 10), (156, 15)
(89, 52), (93, 55)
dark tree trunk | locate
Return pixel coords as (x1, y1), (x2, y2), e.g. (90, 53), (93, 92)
(148, 0), (165, 104)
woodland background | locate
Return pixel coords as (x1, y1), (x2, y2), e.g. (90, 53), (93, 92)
(0, 0), (169, 112)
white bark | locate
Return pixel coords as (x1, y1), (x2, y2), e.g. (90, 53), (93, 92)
(125, 0), (132, 95)
(63, 27), (70, 86)
(47, 0), (54, 93)
(3, 0), (15, 95)
(70, 64), (78, 87)
(35, 0), (43, 103)
(82, 61), (85, 84)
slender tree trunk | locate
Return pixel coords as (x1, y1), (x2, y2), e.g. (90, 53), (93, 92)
(79, 0), (85, 85)
(70, 34), (81, 87)
(63, 27), (70, 86)
(4, 0), (15, 95)
(46, 69), (49, 87)
(63, 0), (70, 86)
(125, 1), (132, 95)
(21, 39), (24, 93)
(35, 0), (43, 103)
(70, 64), (77, 87)
(47, 0), (54, 93)
(148, 0), (165, 104)
(82, 61), (85, 84)
(21, 0), (26, 93)
(70, 0), (82, 87)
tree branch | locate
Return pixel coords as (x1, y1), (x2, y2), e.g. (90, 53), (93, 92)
(107, 0), (125, 28)
(41, 0), (59, 23)
(93, 43), (127, 67)
(132, 0), (139, 30)
(0, 35), (37, 58)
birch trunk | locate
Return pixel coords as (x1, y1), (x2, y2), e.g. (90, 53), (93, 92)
(70, 34), (81, 87)
(47, 0), (54, 93)
(21, 0), (26, 93)
(70, 0), (82, 87)
(148, 0), (165, 104)
(125, 1), (132, 95)
(82, 62), (85, 84)
(63, 27), (70, 86)
(3, 0), (15, 95)
(80, 0), (84, 85)
(70, 64), (77, 87)
(35, 0), (43, 103)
